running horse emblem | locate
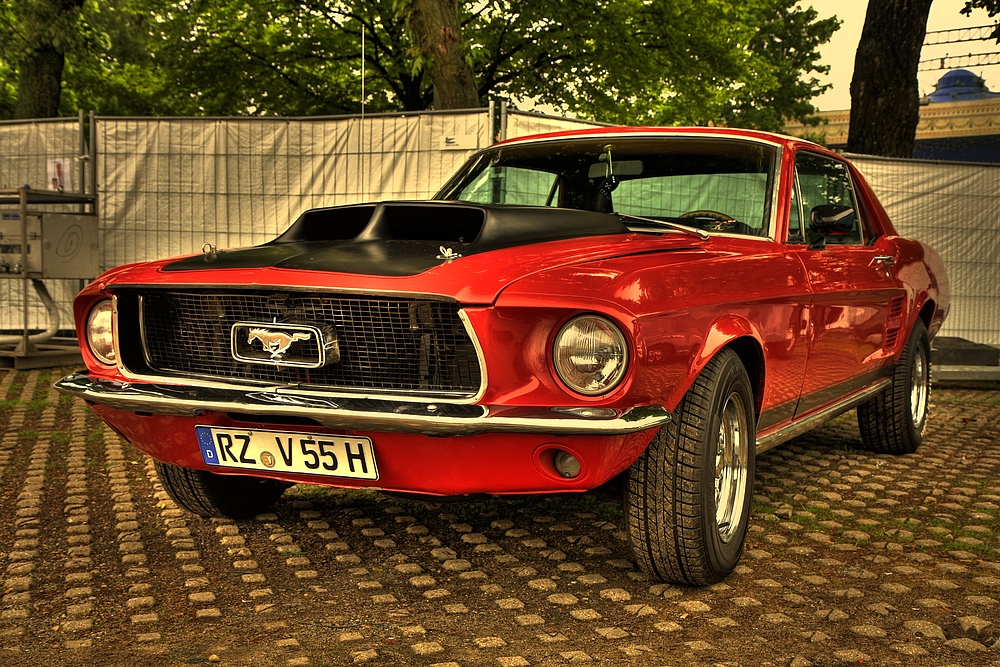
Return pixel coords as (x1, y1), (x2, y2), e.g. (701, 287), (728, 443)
(247, 328), (312, 360)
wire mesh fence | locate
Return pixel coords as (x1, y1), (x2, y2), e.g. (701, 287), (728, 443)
(0, 111), (997, 349)
(0, 117), (83, 192)
(97, 111), (492, 267)
(849, 154), (1000, 345)
(504, 109), (608, 140)
(0, 117), (90, 339)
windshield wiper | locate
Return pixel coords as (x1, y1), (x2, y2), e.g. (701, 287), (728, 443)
(615, 213), (710, 241)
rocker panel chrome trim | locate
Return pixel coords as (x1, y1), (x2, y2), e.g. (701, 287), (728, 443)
(755, 377), (891, 454)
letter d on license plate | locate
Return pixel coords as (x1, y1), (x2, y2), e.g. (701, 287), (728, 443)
(196, 426), (378, 481)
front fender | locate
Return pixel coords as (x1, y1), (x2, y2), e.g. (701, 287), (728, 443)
(663, 315), (764, 416)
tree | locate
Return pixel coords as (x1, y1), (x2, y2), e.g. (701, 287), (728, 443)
(2, 0), (86, 118)
(847, 0), (1000, 157)
(963, 0), (1000, 39)
(721, 1), (839, 130)
(404, 0), (479, 109)
(452, 0), (835, 131)
(2, 0), (839, 129)
(847, 0), (934, 157)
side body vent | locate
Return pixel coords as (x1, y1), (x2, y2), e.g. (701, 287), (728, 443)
(883, 295), (906, 352)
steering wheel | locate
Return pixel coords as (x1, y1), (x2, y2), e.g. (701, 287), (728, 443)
(679, 210), (738, 231)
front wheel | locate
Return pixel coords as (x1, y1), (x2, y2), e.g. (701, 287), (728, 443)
(154, 460), (291, 519)
(625, 348), (756, 585)
(857, 319), (930, 454)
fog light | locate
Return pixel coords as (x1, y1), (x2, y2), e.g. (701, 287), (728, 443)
(553, 450), (582, 479)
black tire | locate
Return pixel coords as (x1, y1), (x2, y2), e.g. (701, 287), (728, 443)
(154, 460), (290, 519)
(625, 348), (756, 586)
(857, 319), (930, 454)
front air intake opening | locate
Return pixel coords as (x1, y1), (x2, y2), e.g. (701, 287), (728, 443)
(276, 205), (378, 243)
(381, 205), (485, 243)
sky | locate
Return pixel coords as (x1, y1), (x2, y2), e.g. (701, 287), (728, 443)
(806, 0), (1000, 111)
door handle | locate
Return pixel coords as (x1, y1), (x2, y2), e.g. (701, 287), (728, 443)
(871, 255), (895, 267)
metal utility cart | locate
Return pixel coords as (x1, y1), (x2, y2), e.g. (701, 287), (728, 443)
(0, 187), (99, 369)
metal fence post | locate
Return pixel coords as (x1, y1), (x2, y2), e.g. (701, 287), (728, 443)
(499, 101), (508, 143)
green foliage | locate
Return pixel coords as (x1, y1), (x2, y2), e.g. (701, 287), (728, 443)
(548, 0), (839, 131)
(962, 1), (1000, 41)
(60, 0), (174, 115)
(2, 0), (840, 128)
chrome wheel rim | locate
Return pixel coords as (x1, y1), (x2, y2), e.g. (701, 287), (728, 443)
(715, 391), (749, 543)
(910, 343), (929, 428)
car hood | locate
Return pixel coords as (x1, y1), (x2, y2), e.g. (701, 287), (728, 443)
(97, 202), (708, 304)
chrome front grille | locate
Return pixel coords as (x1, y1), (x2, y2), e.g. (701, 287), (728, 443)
(137, 290), (482, 396)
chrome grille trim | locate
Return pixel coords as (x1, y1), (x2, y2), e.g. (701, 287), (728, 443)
(127, 289), (484, 399)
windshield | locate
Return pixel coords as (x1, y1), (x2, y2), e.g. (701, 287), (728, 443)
(436, 136), (778, 238)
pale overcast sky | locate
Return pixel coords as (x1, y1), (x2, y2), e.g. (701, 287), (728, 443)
(807, 0), (1000, 111)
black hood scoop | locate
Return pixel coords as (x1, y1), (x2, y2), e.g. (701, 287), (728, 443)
(163, 202), (630, 276)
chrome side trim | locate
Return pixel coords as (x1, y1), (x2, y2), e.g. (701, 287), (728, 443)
(767, 145), (783, 240)
(109, 282), (466, 301)
(458, 309), (488, 402)
(755, 378), (891, 454)
(55, 373), (670, 437)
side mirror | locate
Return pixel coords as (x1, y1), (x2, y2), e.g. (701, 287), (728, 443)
(808, 204), (855, 249)
(809, 204), (855, 235)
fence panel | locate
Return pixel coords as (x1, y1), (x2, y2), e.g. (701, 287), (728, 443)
(0, 117), (82, 191)
(4, 113), (996, 349)
(850, 155), (1000, 346)
(0, 118), (87, 335)
(97, 111), (490, 267)
(505, 110), (608, 140)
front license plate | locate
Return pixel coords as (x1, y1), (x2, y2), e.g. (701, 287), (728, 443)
(195, 426), (378, 480)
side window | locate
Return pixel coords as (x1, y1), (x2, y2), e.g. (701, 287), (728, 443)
(795, 152), (863, 245)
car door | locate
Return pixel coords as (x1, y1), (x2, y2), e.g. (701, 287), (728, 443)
(788, 151), (906, 416)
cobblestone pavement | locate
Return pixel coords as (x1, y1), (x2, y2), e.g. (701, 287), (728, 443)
(0, 368), (998, 667)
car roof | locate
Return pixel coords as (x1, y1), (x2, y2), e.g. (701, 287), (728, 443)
(494, 125), (818, 150)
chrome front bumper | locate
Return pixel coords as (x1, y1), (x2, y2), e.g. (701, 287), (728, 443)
(56, 373), (671, 437)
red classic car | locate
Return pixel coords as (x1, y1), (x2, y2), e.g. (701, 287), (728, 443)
(57, 127), (949, 585)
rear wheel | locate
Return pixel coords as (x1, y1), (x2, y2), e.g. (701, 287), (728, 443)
(857, 319), (930, 454)
(625, 348), (756, 585)
(154, 460), (290, 519)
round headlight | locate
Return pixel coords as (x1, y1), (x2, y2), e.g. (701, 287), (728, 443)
(86, 300), (116, 365)
(553, 315), (628, 396)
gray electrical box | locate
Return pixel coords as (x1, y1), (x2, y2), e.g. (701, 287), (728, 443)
(0, 212), (100, 279)
(0, 188), (99, 368)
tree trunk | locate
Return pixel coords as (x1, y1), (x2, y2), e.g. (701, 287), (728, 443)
(847, 0), (933, 157)
(12, 0), (86, 119)
(406, 0), (480, 109)
(13, 45), (65, 119)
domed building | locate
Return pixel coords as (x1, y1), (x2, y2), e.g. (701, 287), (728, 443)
(914, 69), (1000, 161)
(925, 69), (1000, 103)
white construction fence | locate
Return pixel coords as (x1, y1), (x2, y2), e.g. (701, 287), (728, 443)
(850, 155), (1000, 346)
(0, 111), (997, 347)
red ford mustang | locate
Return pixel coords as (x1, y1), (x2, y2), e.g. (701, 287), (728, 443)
(57, 127), (949, 585)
